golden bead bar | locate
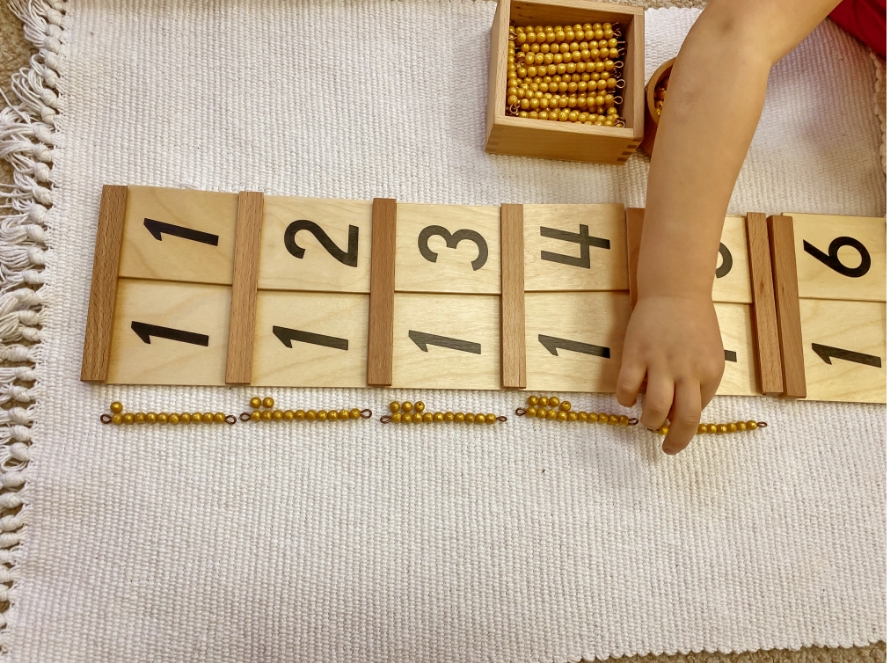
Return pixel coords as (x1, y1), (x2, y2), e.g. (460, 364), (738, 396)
(515, 395), (637, 425)
(101, 401), (237, 425)
(654, 421), (768, 436)
(380, 401), (507, 425)
(506, 21), (627, 127)
(239, 396), (372, 423)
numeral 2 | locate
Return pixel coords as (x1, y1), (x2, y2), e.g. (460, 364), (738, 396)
(284, 220), (359, 267)
(418, 225), (488, 271)
(803, 236), (871, 278)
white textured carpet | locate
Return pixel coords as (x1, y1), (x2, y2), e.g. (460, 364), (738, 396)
(0, 1), (884, 662)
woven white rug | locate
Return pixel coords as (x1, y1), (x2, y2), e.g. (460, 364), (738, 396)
(0, 1), (884, 661)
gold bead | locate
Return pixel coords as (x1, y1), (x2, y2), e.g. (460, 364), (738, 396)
(525, 407), (537, 418)
(708, 424), (717, 434)
(737, 421), (747, 432)
(466, 413), (476, 423)
(697, 424), (707, 434)
(145, 412), (157, 424)
(110, 401), (123, 414)
(471, 413), (483, 425)
(157, 413), (168, 424)
(121, 413), (133, 424)
(168, 413), (179, 425)
(728, 423), (738, 433)
(568, 412), (578, 422)
(262, 397), (274, 409)
(402, 401), (413, 413)
(134, 412), (145, 424)
(391, 413), (402, 423)
(578, 412), (588, 422)
(328, 410), (338, 421)
(747, 420), (758, 430)
(111, 413), (123, 425)
(202, 412), (213, 424)
(549, 396), (560, 407)
(180, 413), (191, 424)
(434, 412), (444, 423)
(250, 397), (262, 409)
(484, 413), (495, 424)
(260, 410), (272, 422)
(250, 411), (261, 422)
(658, 426), (669, 435)
(283, 410), (295, 421)
(413, 413), (423, 424)
(455, 413), (465, 423)
(619, 415), (629, 426)
(537, 397), (548, 407)
(556, 411), (567, 421)
(317, 410), (328, 421)
(213, 412), (224, 423)
(597, 412), (608, 423)
(527, 395), (539, 406)
(350, 408), (361, 420)
(270, 409), (282, 421)
(717, 424), (728, 434)
(547, 409), (558, 420)
(339, 409), (349, 420)
(295, 410), (306, 421)
(415, 401), (426, 413)
(559, 400), (571, 411)
(587, 412), (598, 423)
(423, 413), (433, 423)
(306, 410), (317, 421)
(444, 411), (455, 422)
(402, 413), (413, 423)
(193, 412), (203, 423)
(389, 401), (400, 413)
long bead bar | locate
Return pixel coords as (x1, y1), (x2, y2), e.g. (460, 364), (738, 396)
(655, 421), (767, 436)
(380, 401), (507, 424)
(239, 396), (372, 422)
(506, 21), (627, 127)
(515, 395), (637, 425)
(101, 401), (237, 425)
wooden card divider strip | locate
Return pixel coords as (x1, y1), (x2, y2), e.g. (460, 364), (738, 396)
(81, 185), (128, 382)
(500, 203), (526, 389)
(225, 191), (264, 385)
(624, 207), (645, 309)
(745, 212), (783, 395)
(367, 198), (397, 386)
(767, 214), (806, 398)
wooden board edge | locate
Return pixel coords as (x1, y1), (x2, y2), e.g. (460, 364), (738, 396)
(500, 203), (526, 389)
(624, 207), (644, 309)
(367, 198), (397, 386)
(81, 185), (128, 382)
(745, 212), (783, 395)
(767, 214), (806, 398)
(225, 191), (264, 385)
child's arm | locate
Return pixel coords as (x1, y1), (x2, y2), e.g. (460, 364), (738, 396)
(616, 0), (841, 454)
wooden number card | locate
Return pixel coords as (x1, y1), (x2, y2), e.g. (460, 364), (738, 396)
(82, 185), (884, 404)
(394, 203), (500, 294)
(523, 204), (628, 292)
(258, 196), (373, 293)
(117, 186), (239, 286)
(788, 213), (885, 303)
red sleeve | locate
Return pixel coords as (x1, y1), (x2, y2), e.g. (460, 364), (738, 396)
(831, 0), (886, 58)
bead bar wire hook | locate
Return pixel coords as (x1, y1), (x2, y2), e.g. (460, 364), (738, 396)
(380, 415), (393, 424)
(239, 412), (252, 422)
(225, 415), (237, 425)
(360, 409), (373, 419)
(100, 414), (112, 424)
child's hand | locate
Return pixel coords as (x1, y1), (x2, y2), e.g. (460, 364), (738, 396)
(616, 296), (725, 455)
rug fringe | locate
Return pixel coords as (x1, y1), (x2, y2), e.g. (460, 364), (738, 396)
(0, 0), (66, 651)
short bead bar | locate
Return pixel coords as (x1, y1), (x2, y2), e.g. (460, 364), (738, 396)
(380, 401), (507, 424)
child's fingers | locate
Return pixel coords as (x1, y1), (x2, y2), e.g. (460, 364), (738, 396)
(662, 380), (702, 455)
(616, 362), (646, 407)
(640, 374), (674, 431)
(700, 374), (721, 410)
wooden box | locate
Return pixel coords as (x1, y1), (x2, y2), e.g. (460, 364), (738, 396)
(485, 0), (644, 165)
